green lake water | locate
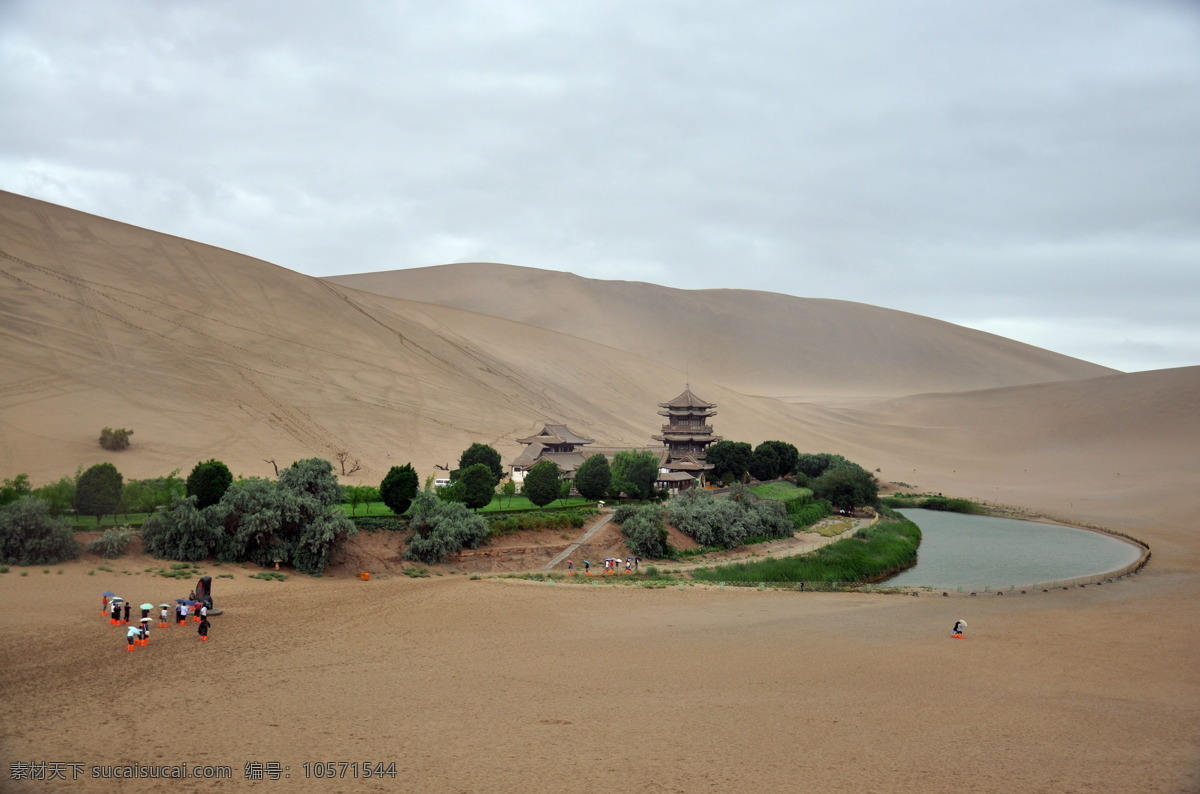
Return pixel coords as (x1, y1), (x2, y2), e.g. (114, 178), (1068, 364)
(885, 508), (1143, 589)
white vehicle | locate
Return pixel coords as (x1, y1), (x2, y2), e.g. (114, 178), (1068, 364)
(434, 478), (451, 489)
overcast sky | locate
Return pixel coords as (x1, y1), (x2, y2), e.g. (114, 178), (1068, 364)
(3, 1), (1198, 372)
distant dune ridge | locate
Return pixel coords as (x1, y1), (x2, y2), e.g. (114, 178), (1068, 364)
(328, 263), (1117, 402)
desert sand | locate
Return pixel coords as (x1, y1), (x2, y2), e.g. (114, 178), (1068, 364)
(1, 192), (1198, 791)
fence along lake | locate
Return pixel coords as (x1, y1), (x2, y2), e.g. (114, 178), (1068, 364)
(885, 509), (1143, 589)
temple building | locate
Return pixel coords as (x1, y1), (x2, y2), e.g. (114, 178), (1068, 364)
(509, 424), (595, 483)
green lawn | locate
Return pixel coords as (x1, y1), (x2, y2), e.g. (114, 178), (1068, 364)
(340, 494), (597, 517)
(749, 482), (813, 502)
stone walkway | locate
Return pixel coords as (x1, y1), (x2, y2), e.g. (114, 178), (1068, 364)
(540, 511), (615, 571)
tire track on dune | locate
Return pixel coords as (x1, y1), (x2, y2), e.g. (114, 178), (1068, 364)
(325, 283), (562, 429)
(28, 208), (120, 363)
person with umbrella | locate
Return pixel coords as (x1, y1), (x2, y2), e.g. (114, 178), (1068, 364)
(125, 623), (140, 652)
(110, 597), (122, 626)
(138, 617), (152, 646)
(101, 591), (115, 617)
(158, 604), (170, 628)
(140, 603), (153, 623)
(952, 619), (967, 639)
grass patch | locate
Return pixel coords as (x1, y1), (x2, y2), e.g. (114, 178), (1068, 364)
(750, 482), (813, 502)
(402, 566), (430, 578)
(249, 572), (287, 581)
(338, 495), (599, 519)
(882, 494), (984, 514)
(691, 517), (921, 585)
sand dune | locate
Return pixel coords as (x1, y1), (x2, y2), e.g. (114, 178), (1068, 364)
(1, 191), (1198, 791)
(328, 263), (1117, 401)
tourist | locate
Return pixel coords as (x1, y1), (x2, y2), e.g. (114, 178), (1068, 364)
(159, 604), (170, 628)
(583, 560), (590, 575)
(567, 560), (574, 575)
(125, 624), (139, 652)
(110, 600), (121, 626)
(176, 602), (188, 626)
(198, 616), (210, 642)
(122, 602), (131, 625)
(139, 618), (151, 646)
(625, 558), (632, 573)
(952, 619), (967, 638)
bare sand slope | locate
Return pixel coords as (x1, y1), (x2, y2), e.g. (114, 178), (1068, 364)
(0, 192), (858, 486)
(328, 263), (1117, 401)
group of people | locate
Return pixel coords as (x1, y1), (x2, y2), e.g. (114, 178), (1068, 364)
(100, 593), (210, 652)
(565, 557), (641, 575)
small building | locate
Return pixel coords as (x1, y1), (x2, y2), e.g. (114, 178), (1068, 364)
(510, 423), (595, 483)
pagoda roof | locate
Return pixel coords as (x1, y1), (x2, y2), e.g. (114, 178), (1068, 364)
(658, 386), (716, 410)
(515, 423), (594, 446)
(653, 433), (720, 443)
(663, 455), (714, 473)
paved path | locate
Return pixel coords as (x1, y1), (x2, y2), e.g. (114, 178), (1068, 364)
(657, 515), (877, 574)
(541, 511), (615, 571)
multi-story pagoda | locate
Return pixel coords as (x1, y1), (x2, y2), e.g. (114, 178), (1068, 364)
(653, 386), (721, 460)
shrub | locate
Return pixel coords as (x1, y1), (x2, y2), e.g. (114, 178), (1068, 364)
(403, 491), (489, 564)
(0, 497), (81, 565)
(87, 526), (137, 558)
(786, 498), (832, 529)
(611, 504), (640, 525)
(665, 488), (792, 549)
(99, 427), (133, 451)
(141, 495), (214, 561)
(350, 516), (407, 532)
(621, 505), (670, 558)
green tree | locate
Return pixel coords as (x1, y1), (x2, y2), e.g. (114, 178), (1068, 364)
(186, 459), (233, 510)
(522, 460), (561, 507)
(276, 458), (356, 574)
(0, 496), (81, 565)
(32, 474), (75, 516)
(0, 474), (32, 507)
(759, 441), (799, 476)
(795, 452), (851, 479)
(610, 450), (659, 499)
(457, 443), (504, 482)
(99, 427), (133, 451)
(75, 462), (123, 523)
(501, 479), (517, 507)
(749, 443), (782, 481)
(705, 441), (752, 482)
(454, 463), (497, 510)
(810, 465), (879, 511)
(380, 463), (420, 515)
(573, 454), (612, 500)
